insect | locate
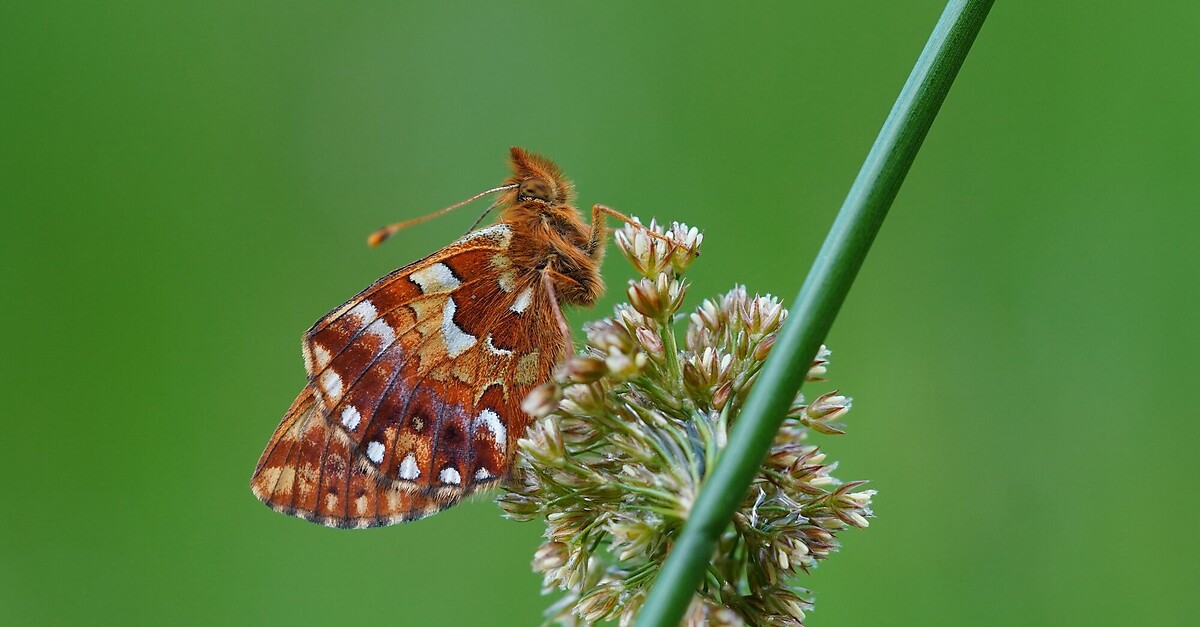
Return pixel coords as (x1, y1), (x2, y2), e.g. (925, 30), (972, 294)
(250, 147), (679, 528)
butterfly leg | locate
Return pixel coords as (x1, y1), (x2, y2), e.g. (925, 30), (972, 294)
(540, 264), (575, 348)
(589, 204), (698, 256)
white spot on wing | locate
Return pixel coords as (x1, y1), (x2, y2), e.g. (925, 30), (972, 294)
(340, 405), (361, 430)
(475, 468), (492, 480)
(399, 453), (420, 480)
(410, 263), (461, 294)
(475, 409), (507, 453)
(441, 297), (477, 357)
(366, 441), (384, 464)
(439, 467), (462, 485)
(485, 334), (513, 356)
(348, 300), (379, 326)
(365, 318), (396, 348)
(320, 370), (343, 399)
(511, 287), (533, 314)
(313, 344), (332, 369)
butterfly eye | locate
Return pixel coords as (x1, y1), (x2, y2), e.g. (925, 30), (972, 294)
(518, 178), (555, 203)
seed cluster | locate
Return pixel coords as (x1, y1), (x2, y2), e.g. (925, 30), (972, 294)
(499, 219), (874, 626)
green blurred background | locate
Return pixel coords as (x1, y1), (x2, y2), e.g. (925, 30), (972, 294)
(3, 1), (1198, 625)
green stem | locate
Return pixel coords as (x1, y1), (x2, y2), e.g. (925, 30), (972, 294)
(633, 1), (994, 625)
(659, 320), (684, 396)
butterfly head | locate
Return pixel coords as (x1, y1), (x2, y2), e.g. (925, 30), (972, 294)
(366, 147), (579, 248)
(517, 178), (556, 204)
(503, 146), (576, 208)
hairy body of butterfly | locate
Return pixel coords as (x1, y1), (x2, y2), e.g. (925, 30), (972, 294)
(250, 147), (617, 528)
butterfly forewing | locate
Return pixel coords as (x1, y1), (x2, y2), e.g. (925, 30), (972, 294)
(251, 147), (628, 528)
(251, 223), (564, 527)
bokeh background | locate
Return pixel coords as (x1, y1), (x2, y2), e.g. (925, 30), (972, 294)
(3, 2), (1198, 625)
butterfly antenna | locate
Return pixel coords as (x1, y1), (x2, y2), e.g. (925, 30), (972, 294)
(464, 196), (504, 235)
(368, 184), (518, 247)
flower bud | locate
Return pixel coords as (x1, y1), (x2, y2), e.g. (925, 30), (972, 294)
(753, 334), (776, 361)
(712, 381), (733, 410)
(575, 586), (619, 623)
(615, 304), (654, 334)
(563, 354), (608, 384)
(521, 382), (562, 418)
(584, 319), (636, 354)
(533, 541), (569, 571)
(604, 347), (646, 380)
(846, 511), (870, 528)
(635, 327), (664, 361)
(691, 297), (722, 333)
(740, 293), (786, 336)
(519, 417), (566, 466)
(614, 217), (673, 278)
(627, 277), (663, 319)
(627, 275), (687, 321)
(665, 222), (703, 274)
(806, 345), (831, 380)
(495, 492), (541, 521)
(800, 390), (851, 435)
(808, 391), (850, 417)
(563, 381), (608, 414)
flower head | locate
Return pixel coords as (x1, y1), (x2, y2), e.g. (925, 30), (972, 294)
(498, 219), (873, 627)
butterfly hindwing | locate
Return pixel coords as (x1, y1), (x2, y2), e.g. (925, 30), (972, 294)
(251, 223), (567, 527)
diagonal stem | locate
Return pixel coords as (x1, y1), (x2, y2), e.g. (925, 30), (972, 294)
(634, 1), (995, 625)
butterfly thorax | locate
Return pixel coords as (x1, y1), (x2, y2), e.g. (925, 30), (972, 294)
(499, 201), (605, 306)
(495, 146), (604, 307)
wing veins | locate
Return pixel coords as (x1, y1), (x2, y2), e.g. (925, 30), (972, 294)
(319, 272), (537, 448)
(309, 235), (510, 337)
(306, 273), (493, 385)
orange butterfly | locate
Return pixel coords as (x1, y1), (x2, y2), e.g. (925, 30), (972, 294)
(251, 147), (658, 528)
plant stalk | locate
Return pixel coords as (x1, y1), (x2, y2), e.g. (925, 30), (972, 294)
(634, 1), (995, 624)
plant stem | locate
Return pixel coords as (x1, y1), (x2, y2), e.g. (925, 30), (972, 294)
(660, 322), (684, 396)
(633, 1), (995, 625)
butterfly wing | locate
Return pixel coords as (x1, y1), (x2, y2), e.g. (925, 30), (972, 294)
(250, 223), (568, 528)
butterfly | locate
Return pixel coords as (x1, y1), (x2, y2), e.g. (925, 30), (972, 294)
(250, 147), (665, 528)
